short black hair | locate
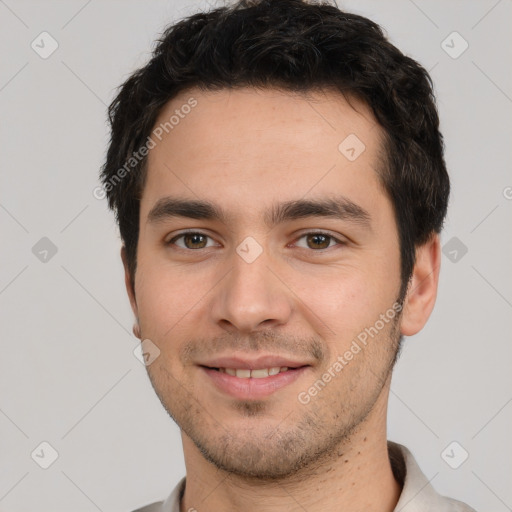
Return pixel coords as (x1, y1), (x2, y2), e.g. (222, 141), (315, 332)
(101, 0), (449, 301)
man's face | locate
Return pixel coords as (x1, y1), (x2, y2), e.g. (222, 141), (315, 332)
(128, 87), (404, 478)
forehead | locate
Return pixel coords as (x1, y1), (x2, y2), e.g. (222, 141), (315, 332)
(141, 86), (387, 223)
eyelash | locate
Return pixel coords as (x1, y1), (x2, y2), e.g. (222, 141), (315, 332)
(166, 230), (345, 251)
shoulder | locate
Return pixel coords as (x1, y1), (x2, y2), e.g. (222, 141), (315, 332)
(128, 476), (186, 512)
(388, 441), (478, 512)
(443, 496), (478, 512)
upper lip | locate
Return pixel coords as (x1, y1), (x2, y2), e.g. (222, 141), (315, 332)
(199, 354), (312, 370)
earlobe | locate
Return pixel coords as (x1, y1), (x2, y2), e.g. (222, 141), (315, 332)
(400, 234), (441, 337)
(121, 246), (139, 323)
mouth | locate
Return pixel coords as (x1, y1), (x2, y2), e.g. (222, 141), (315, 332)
(199, 364), (310, 399)
(204, 365), (303, 378)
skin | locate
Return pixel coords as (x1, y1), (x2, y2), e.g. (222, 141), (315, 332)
(121, 86), (441, 512)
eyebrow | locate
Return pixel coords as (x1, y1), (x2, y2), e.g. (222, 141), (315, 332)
(146, 196), (372, 230)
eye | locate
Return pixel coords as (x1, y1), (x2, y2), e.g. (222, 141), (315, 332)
(166, 230), (345, 251)
(167, 231), (217, 250)
(293, 232), (344, 250)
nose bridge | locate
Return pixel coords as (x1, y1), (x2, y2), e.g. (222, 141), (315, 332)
(211, 238), (292, 332)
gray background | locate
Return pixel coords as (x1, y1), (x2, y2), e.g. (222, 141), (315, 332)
(1, 0), (511, 510)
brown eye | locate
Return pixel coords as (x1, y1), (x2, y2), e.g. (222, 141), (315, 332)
(306, 233), (331, 249)
(168, 232), (213, 250)
(294, 232), (343, 250)
(183, 233), (208, 249)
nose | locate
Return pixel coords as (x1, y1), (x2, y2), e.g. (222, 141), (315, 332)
(210, 247), (293, 334)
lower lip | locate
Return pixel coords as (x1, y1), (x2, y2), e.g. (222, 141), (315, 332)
(201, 366), (310, 400)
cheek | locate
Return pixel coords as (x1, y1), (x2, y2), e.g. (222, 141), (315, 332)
(290, 267), (373, 333)
(134, 261), (203, 339)
(290, 263), (398, 343)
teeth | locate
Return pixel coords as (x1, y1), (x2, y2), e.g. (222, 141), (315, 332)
(219, 366), (290, 378)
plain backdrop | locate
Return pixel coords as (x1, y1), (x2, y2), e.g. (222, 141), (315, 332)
(1, 1), (511, 511)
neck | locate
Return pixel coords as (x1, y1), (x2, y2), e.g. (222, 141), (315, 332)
(179, 390), (401, 512)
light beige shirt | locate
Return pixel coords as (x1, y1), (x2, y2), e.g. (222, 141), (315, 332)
(131, 441), (477, 512)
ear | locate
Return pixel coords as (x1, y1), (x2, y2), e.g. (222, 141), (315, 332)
(400, 233), (441, 336)
(121, 246), (139, 332)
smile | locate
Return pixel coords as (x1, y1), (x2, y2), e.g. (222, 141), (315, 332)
(200, 365), (310, 399)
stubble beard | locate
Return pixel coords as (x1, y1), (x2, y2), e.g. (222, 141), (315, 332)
(144, 313), (402, 483)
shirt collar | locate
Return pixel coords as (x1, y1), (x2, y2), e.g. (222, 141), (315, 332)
(153, 441), (474, 512)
